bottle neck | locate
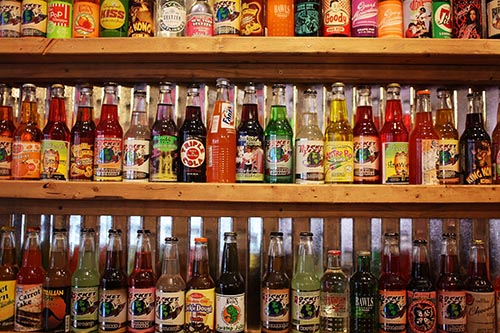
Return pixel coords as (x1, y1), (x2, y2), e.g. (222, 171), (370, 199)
(76, 105), (94, 123)
(48, 96), (67, 123)
(440, 239), (459, 275)
(468, 246), (489, 279)
(385, 99), (403, 122)
(156, 103), (174, 122)
(382, 247), (400, 274)
(267, 237), (285, 273)
(20, 99), (38, 124)
(162, 242), (181, 275)
(326, 253), (341, 270)
(130, 110), (149, 127)
(0, 106), (13, 122)
(77, 233), (97, 270)
(415, 95), (433, 126)
(133, 234), (153, 271)
(329, 97), (349, 123)
(216, 86), (230, 102)
(192, 243), (210, 276)
(355, 105), (374, 124)
(49, 234), (69, 270)
(105, 235), (123, 270)
(295, 239), (315, 273)
(0, 232), (16, 267)
(221, 241), (239, 274)
(411, 244), (431, 279)
(22, 234), (42, 268)
(357, 256), (371, 272)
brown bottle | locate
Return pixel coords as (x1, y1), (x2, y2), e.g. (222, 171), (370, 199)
(492, 87), (500, 183)
(0, 227), (18, 331)
(0, 84), (16, 180)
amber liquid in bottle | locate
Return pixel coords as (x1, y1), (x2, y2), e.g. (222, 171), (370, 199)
(0, 84), (16, 180)
(0, 227), (18, 331)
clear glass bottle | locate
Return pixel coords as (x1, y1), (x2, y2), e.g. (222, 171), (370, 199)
(156, 0), (186, 36)
(186, 0), (213, 36)
(0, 84), (16, 180)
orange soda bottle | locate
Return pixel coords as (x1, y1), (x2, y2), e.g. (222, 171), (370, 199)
(266, 0), (294, 35)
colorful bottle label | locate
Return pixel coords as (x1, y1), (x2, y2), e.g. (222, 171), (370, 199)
(71, 286), (99, 332)
(378, 0), (403, 37)
(12, 141), (41, 179)
(180, 138), (206, 170)
(123, 138), (150, 180)
(291, 290), (320, 331)
(403, 0), (431, 38)
(487, 0), (500, 37)
(212, 102), (236, 131)
(353, 136), (380, 182)
(261, 288), (289, 332)
(378, 290), (406, 332)
(465, 291), (495, 333)
(157, 0), (186, 35)
(453, 0), (482, 38)
(72, 1), (99, 37)
(155, 290), (185, 333)
(382, 142), (409, 184)
(266, 0), (294, 36)
(41, 139), (70, 180)
(127, 0), (154, 36)
(432, 0), (451, 37)
(150, 135), (178, 182)
(47, 0), (72, 38)
(406, 290), (436, 333)
(94, 137), (122, 181)
(214, 0), (240, 34)
(98, 289), (127, 332)
(42, 286), (71, 332)
(265, 136), (293, 178)
(186, 11), (213, 36)
(236, 133), (264, 182)
(0, 0), (22, 36)
(436, 139), (459, 184)
(322, 0), (350, 36)
(320, 291), (348, 318)
(353, 294), (376, 318)
(215, 293), (245, 332)
(324, 141), (354, 183)
(240, 0), (263, 35)
(0, 136), (13, 179)
(463, 140), (492, 184)
(21, 0), (48, 36)
(185, 288), (215, 331)
(437, 290), (466, 332)
(70, 142), (94, 180)
(351, 0), (377, 36)
(421, 139), (439, 185)
(100, 0), (126, 30)
(14, 283), (43, 331)
(0, 280), (16, 329)
(128, 287), (155, 333)
(295, 139), (324, 183)
(294, 0), (321, 35)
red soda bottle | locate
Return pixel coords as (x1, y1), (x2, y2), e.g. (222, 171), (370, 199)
(0, 84), (16, 180)
(0, 227), (18, 331)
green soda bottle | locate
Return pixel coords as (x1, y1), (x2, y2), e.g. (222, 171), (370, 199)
(99, 0), (128, 36)
(47, 0), (73, 37)
(432, 0), (452, 38)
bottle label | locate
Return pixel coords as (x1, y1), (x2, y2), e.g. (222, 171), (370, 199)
(157, 0), (186, 35)
(295, 139), (324, 183)
(378, 0), (403, 37)
(353, 136), (380, 182)
(12, 141), (41, 179)
(42, 286), (71, 332)
(72, 1), (99, 37)
(236, 133), (264, 182)
(98, 288), (127, 332)
(70, 142), (94, 180)
(378, 290), (406, 332)
(495, 290), (500, 332)
(267, 0), (294, 36)
(320, 291), (348, 318)
(432, 1), (451, 38)
(185, 288), (215, 331)
(215, 292), (245, 332)
(94, 137), (122, 181)
(351, 0), (377, 36)
(128, 0), (154, 36)
(150, 135), (178, 182)
(211, 102), (235, 132)
(71, 286), (99, 332)
(0, 136), (13, 179)
(453, 0), (481, 38)
(294, 0), (321, 35)
(14, 283), (43, 331)
(322, 0), (350, 36)
(465, 290), (495, 332)
(214, 0), (240, 34)
(41, 139), (70, 180)
(123, 138), (150, 180)
(47, 0), (72, 38)
(487, 0), (500, 37)
(421, 139), (439, 185)
(324, 141), (354, 183)
(403, 0), (431, 38)
(0, 280), (16, 328)
(240, 0), (263, 35)
(436, 139), (459, 184)
(155, 290), (185, 332)
(0, 0), (21, 36)
(382, 142), (409, 184)
(265, 136), (293, 177)
(128, 287), (155, 332)
(406, 290), (436, 333)
(21, 0), (48, 36)
(463, 140), (492, 184)
(291, 289), (320, 331)
(180, 138), (206, 169)
(100, 0), (126, 30)
(186, 12), (213, 36)
(261, 288), (289, 332)
(437, 290), (466, 332)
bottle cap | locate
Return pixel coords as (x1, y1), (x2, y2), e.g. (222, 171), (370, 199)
(304, 88), (317, 96)
(412, 238), (427, 245)
(272, 83), (286, 90)
(384, 232), (399, 237)
(22, 83), (36, 90)
(299, 231), (313, 237)
(165, 236), (179, 242)
(195, 237), (208, 243)
(416, 89), (431, 96)
(387, 83), (401, 89)
(224, 231), (237, 238)
(216, 78), (230, 87)
(108, 228), (122, 234)
(53, 228), (67, 233)
(357, 250), (371, 257)
(27, 227), (40, 233)
(244, 83), (256, 93)
(328, 249), (341, 256)
(270, 231), (283, 237)
(81, 227), (95, 233)
(442, 232), (456, 240)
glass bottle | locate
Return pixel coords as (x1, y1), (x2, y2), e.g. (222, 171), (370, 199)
(12, 83), (43, 180)
(0, 84), (16, 180)
(123, 88), (151, 181)
(41, 83), (71, 180)
(0, 227), (18, 331)
(436, 233), (466, 333)
(378, 0), (403, 37)
(324, 82), (354, 183)
(266, 0), (294, 35)
(295, 88), (324, 184)
(14, 227), (46, 331)
(70, 84), (96, 181)
(353, 85), (381, 184)
(406, 239), (436, 333)
(434, 88), (460, 184)
(99, 229), (128, 333)
(155, 237), (185, 333)
(94, 83), (123, 182)
(71, 228), (100, 333)
(459, 90), (492, 184)
(72, 0), (99, 37)
(350, 251), (377, 333)
(493, 87), (500, 183)
(43, 228), (71, 333)
(0, 0), (21, 37)
(128, 0), (154, 36)
(236, 83), (264, 183)
(21, 0), (48, 36)
(380, 83), (409, 184)
(294, 0), (321, 36)
(178, 84), (207, 182)
(99, 0), (128, 36)
(213, 0), (241, 35)
(128, 230), (155, 333)
(265, 84), (294, 183)
(291, 232), (320, 333)
(150, 82), (178, 182)
(240, 0), (264, 35)
(432, 0), (451, 38)
(156, 0), (186, 36)
(261, 231), (290, 333)
(46, 0), (73, 37)
(186, 0), (213, 36)
(409, 89), (439, 184)
(320, 250), (348, 333)
(215, 232), (245, 333)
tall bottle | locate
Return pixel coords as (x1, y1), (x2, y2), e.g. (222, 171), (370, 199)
(155, 0), (185, 36)
(215, 232), (245, 333)
(46, 0), (73, 37)
(185, 0), (213, 36)
(94, 83), (123, 182)
(380, 83), (409, 184)
(123, 88), (151, 181)
(185, 237), (215, 332)
(261, 232), (290, 333)
(434, 88), (460, 184)
(240, 0), (264, 35)
(14, 227), (46, 332)
(72, 0), (99, 37)
(295, 88), (324, 184)
(128, 230), (155, 333)
(213, 0), (240, 34)
(0, 84), (16, 180)
(291, 232), (320, 333)
(12, 83), (43, 180)
(71, 228), (100, 333)
(324, 82), (354, 184)
(150, 82), (178, 182)
(178, 84), (207, 182)
(99, 0), (128, 36)
(0, 227), (18, 331)
(0, 0), (21, 37)
(459, 90), (492, 184)
(266, 0), (294, 35)
(236, 83), (264, 183)
(320, 250), (348, 333)
(294, 0), (321, 36)
(265, 84), (294, 183)
(99, 229), (127, 333)
(378, 0), (403, 37)
(431, 0), (451, 37)
(406, 239), (436, 333)
(436, 233), (466, 333)
(21, 0), (48, 36)
(128, 0), (154, 36)
(155, 237), (185, 333)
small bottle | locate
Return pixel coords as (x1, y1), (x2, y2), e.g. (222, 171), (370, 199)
(128, 0), (154, 36)
(186, 0), (213, 36)
(493, 87), (500, 183)
(266, 0), (294, 35)
(47, 0), (73, 38)
(403, 0), (431, 37)
(351, 0), (378, 36)
(323, 0), (350, 36)
(240, 0), (264, 35)
(0, 84), (16, 180)
(21, 0), (48, 36)
(350, 251), (378, 333)
(72, 0), (99, 37)
(0, 227), (18, 331)
(213, 0), (241, 34)
(431, 0), (451, 37)
(0, 0), (22, 37)
(378, 0), (403, 37)
(294, 0), (321, 36)
(156, 0), (185, 36)
(453, 0), (482, 38)
(99, 0), (128, 36)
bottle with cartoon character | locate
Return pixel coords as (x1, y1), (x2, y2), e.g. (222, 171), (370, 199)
(21, 0), (48, 36)
(128, 0), (154, 36)
(294, 0), (321, 35)
(0, 0), (22, 36)
(403, 0), (431, 38)
(213, 0), (240, 34)
(0, 84), (16, 180)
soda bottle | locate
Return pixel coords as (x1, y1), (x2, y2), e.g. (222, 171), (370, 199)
(46, 0), (73, 37)
(436, 233), (466, 333)
(14, 227), (46, 332)
(150, 82), (178, 182)
(72, 0), (99, 37)
(261, 232), (290, 333)
(403, 0), (431, 38)
(322, 0), (350, 36)
(294, 0), (321, 36)
(128, 0), (154, 36)
(264, 84), (294, 183)
(320, 250), (348, 333)
(349, 251), (378, 333)
(453, 0), (482, 38)
(155, 237), (185, 333)
(266, 0), (294, 35)
(432, 0), (451, 37)
(240, 0), (264, 35)
(491, 87), (500, 184)
(434, 88), (460, 184)
(41, 83), (71, 180)
(0, 0), (22, 36)
(351, 0), (377, 36)
(324, 82), (353, 184)
(380, 83), (409, 184)
(185, 237), (215, 332)
(0, 227), (18, 331)
(128, 230), (155, 333)
(353, 85), (381, 184)
(123, 88), (151, 181)
(0, 84), (16, 180)
(459, 90), (492, 184)
(99, 0), (128, 36)
(186, 0), (213, 36)
(94, 83), (123, 182)
(213, 0), (240, 34)
(215, 232), (245, 333)
(406, 239), (436, 333)
(178, 84), (207, 182)
(99, 229), (127, 333)
(492, 251), (500, 331)
(155, 0), (185, 36)
(43, 228), (71, 333)
(70, 84), (96, 181)
(378, 0), (403, 37)
(207, 78), (237, 183)
(236, 83), (264, 183)
(409, 89), (439, 184)
(295, 88), (324, 184)
(291, 232), (320, 333)
(71, 228), (100, 333)
(21, 0), (48, 36)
